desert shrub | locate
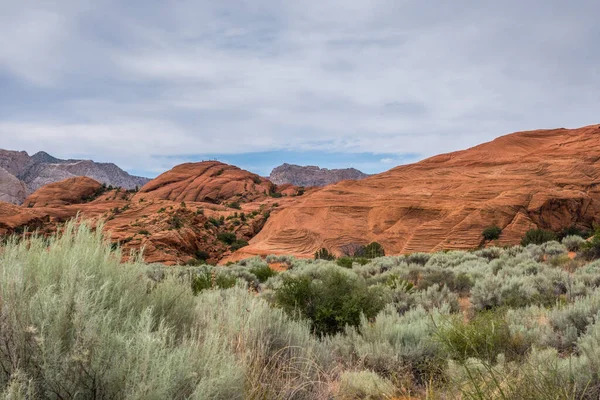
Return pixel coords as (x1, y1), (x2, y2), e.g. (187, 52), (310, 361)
(407, 252), (430, 265)
(249, 264), (277, 283)
(540, 240), (567, 256)
(437, 310), (530, 363)
(337, 370), (396, 399)
(217, 232), (237, 245)
(190, 267), (237, 294)
(230, 239), (249, 251)
(332, 304), (450, 383)
(470, 273), (560, 311)
(169, 214), (184, 229)
(195, 250), (210, 261)
(547, 288), (600, 351)
(363, 242), (385, 259)
(336, 256), (354, 268)
(414, 284), (460, 313)
(414, 268), (455, 290)
(314, 247), (335, 260)
(558, 226), (590, 240)
(475, 246), (503, 260)
(272, 266), (387, 336)
(228, 201), (241, 210)
(0, 221), (245, 399)
(562, 235), (585, 252)
(482, 225), (502, 241)
(208, 217), (222, 227)
(521, 228), (556, 246)
(581, 228), (600, 260)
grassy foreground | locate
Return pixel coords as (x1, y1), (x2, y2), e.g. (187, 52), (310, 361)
(1, 222), (600, 399)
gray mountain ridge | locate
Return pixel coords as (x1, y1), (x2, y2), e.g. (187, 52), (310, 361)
(269, 163), (370, 187)
(0, 149), (149, 204)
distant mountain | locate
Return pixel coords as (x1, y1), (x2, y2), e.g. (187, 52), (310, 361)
(269, 163), (369, 187)
(0, 149), (149, 204)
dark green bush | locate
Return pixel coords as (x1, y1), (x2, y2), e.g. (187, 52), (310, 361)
(521, 229), (556, 246)
(363, 242), (385, 259)
(482, 225), (502, 241)
(195, 250), (210, 261)
(336, 257), (354, 268)
(217, 232), (237, 245)
(557, 226), (590, 241)
(249, 264), (277, 282)
(273, 269), (386, 336)
(581, 228), (600, 259)
(208, 217), (222, 227)
(230, 239), (249, 251)
(169, 215), (183, 229)
(314, 248), (335, 260)
(191, 269), (236, 294)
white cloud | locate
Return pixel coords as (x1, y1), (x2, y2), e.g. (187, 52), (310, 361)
(0, 0), (599, 174)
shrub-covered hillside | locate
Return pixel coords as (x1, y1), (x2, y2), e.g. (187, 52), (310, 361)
(2, 222), (600, 398)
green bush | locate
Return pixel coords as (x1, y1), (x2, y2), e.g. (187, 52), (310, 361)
(273, 267), (386, 336)
(521, 228), (556, 246)
(314, 248), (335, 260)
(437, 310), (529, 363)
(249, 264), (277, 283)
(169, 214), (184, 229)
(562, 235), (585, 252)
(482, 225), (502, 241)
(208, 217), (222, 227)
(581, 228), (600, 259)
(230, 239), (249, 251)
(195, 250), (210, 261)
(217, 232), (237, 245)
(336, 256), (354, 268)
(363, 242), (385, 258)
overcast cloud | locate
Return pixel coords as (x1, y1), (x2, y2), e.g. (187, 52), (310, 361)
(0, 0), (599, 176)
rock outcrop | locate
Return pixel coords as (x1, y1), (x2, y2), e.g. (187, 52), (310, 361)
(24, 176), (104, 207)
(137, 161), (278, 204)
(269, 163), (369, 187)
(237, 124), (600, 259)
(0, 167), (28, 204)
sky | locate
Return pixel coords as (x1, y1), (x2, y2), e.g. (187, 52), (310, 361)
(0, 1), (599, 178)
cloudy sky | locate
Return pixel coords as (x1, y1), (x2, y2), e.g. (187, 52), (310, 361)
(1, 1), (599, 177)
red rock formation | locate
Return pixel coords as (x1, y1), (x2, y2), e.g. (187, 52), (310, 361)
(0, 162), (293, 265)
(135, 161), (274, 204)
(24, 176), (104, 207)
(238, 125), (600, 259)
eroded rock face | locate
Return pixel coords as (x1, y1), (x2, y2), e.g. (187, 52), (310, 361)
(0, 167), (28, 205)
(238, 124), (600, 259)
(24, 176), (104, 207)
(0, 150), (31, 177)
(269, 163), (369, 187)
(136, 161), (276, 204)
